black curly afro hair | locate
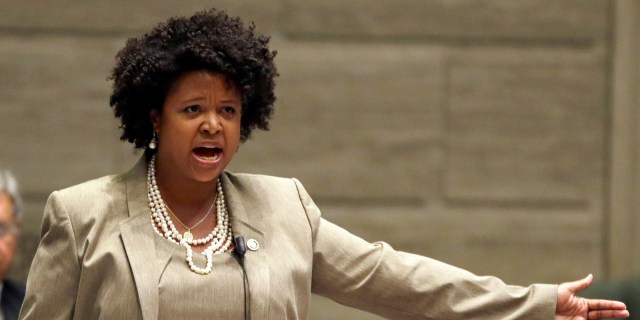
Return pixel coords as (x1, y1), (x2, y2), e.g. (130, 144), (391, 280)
(109, 8), (277, 150)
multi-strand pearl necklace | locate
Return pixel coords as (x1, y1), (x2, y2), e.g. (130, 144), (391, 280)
(147, 155), (233, 275)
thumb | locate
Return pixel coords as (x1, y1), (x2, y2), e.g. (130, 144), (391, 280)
(561, 274), (594, 293)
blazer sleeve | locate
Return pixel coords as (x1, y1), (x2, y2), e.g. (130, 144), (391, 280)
(20, 191), (80, 320)
(292, 178), (557, 320)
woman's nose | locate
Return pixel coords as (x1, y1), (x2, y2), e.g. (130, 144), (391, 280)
(201, 112), (222, 134)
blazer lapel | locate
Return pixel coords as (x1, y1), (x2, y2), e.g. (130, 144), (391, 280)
(119, 157), (168, 320)
(222, 173), (271, 319)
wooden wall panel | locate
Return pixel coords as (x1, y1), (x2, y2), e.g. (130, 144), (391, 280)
(284, 0), (608, 41)
(229, 42), (446, 200)
(0, 35), (133, 195)
(0, 1), (282, 35)
(608, 1), (640, 279)
(445, 48), (606, 204)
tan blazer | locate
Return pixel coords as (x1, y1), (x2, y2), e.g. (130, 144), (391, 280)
(20, 158), (557, 319)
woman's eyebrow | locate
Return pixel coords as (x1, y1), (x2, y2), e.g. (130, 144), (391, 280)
(220, 98), (241, 104)
(179, 96), (205, 104)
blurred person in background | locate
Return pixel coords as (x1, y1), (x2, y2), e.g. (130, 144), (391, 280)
(0, 170), (25, 320)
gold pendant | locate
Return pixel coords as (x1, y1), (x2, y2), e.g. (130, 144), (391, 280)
(184, 230), (193, 242)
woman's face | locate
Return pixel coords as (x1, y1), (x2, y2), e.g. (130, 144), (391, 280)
(151, 70), (242, 184)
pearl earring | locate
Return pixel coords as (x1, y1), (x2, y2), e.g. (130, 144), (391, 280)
(149, 132), (158, 150)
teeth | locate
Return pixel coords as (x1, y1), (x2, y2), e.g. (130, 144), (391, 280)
(194, 147), (221, 160)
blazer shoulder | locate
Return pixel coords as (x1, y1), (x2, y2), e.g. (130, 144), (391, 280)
(51, 157), (144, 203)
(45, 173), (129, 226)
(53, 173), (125, 200)
(224, 171), (300, 192)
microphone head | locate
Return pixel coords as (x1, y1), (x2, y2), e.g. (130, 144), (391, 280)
(234, 236), (247, 256)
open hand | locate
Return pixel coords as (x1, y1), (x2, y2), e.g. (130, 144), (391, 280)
(555, 274), (629, 319)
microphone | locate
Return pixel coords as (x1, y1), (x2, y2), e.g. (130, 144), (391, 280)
(234, 236), (247, 259)
(232, 236), (250, 320)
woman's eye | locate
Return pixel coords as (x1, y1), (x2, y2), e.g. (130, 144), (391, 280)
(222, 106), (237, 114)
(184, 105), (200, 113)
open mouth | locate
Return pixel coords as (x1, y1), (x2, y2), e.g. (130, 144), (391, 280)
(192, 146), (222, 161)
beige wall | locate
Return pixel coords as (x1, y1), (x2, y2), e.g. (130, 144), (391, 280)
(609, 0), (640, 280)
(0, 1), (636, 319)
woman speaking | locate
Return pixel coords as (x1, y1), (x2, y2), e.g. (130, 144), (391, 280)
(20, 8), (628, 320)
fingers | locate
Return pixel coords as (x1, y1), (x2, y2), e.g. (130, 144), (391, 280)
(587, 299), (627, 311)
(587, 299), (629, 319)
(557, 274), (629, 319)
(588, 309), (630, 319)
(561, 273), (594, 293)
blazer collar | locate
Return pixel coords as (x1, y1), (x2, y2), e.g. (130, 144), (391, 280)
(220, 172), (271, 318)
(118, 157), (269, 319)
(119, 157), (163, 320)
(220, 172), (265, 240)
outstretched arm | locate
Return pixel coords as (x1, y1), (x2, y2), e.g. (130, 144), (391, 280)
(555, 274), (629, 319)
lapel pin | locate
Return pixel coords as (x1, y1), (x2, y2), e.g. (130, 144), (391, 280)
(246, 238), (260, 251)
